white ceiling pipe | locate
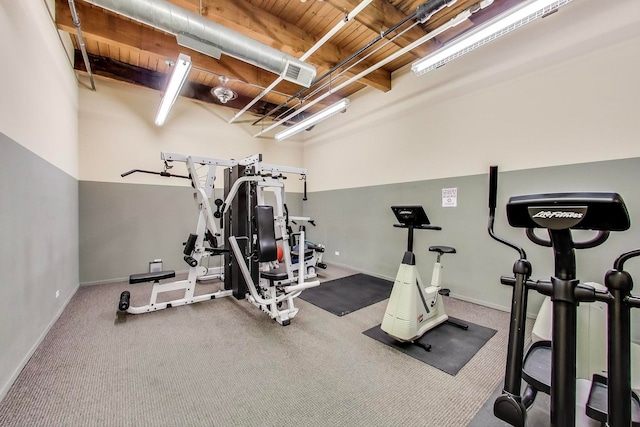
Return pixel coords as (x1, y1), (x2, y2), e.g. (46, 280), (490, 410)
(253, 9), (472, 138)
(84, 0), (316, 87)
(300, 0), (374, 62)
(228, 0), (373, 124)
(228, 77), (284, 124)
(68, 0), (95, 90)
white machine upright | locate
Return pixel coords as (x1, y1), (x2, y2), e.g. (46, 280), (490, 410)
(381, 205), (467, 350)
(382, 251), (449, 342)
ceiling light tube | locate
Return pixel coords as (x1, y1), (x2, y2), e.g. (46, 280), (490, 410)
(155, 53), (192, 126)
(274, 99), (350, 141)
(412, 0), (573, 76)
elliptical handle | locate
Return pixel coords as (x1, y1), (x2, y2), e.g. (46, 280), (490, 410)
(526, 228), (552, 247)
(574, 230), (610, 249)
(614, 248), (640, 271)
(487, 166), (527, 260)
(525, 228), (611, 250)
(489, 165), (498, 213)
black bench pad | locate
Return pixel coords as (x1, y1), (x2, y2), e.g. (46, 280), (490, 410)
(129, 270), (176, 284)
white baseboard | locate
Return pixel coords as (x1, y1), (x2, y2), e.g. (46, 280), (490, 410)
(324, 262), (539, 319)
(80, 276), (129, 286)
(323, 261), (395, 282)
(448, 292), (539, 319)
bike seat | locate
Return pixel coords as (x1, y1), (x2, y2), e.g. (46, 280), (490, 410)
(429, 246), (456, 254)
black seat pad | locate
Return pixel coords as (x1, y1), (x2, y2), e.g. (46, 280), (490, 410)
(260, 268), (289, 282)
(129, 270), (176, 284)
(429, 245), (456, 254)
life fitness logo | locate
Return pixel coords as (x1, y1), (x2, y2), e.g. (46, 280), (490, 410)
(528, 206), (587, 230)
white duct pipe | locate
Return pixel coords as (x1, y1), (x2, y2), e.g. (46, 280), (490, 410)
(84, 0), (317, 87)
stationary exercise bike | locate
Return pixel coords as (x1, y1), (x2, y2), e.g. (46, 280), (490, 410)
(381, 205), (467, 351)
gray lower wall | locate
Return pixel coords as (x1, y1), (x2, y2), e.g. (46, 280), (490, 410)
(78, 157), (640, 328)
(303, 158), (640, 323)
(0, 132), (79, 399)
(79, 181), (304, 284)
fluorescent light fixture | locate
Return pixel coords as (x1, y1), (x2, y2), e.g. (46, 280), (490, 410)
(275, 99), (350, 141)
(155, 53), (192, 126)
(412, 0), (574, 76)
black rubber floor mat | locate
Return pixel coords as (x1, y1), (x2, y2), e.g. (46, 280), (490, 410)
(299, 273), (393, 316)
(363, 318), (497, 376)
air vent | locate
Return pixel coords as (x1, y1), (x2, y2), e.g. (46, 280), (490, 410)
(285, 64), (301, 80)
(281, 61), (315, 87)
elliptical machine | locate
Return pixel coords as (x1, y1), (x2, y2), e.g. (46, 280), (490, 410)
(584, 248), (640, 426)
(381, 205), (467, 351)
(487, 165), (637, 426)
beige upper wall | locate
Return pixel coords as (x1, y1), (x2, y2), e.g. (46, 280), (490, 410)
(0, 0), (78, 178)
(78, 0), (640, 193)
(302, 0), (640, 192)
(79, 78), (306, 191)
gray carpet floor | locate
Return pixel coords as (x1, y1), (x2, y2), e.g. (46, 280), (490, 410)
(0, 265), (524, 427)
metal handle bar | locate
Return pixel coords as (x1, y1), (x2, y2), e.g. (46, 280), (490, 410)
(614, 248), (640, 271)
(120, 169), (190, 179)
(525, 228), (610, 249)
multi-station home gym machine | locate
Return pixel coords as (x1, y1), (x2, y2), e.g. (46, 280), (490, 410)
(487, 165), (640, 427)
(221, 155), (320, 325)
(117, 151), (322, 325)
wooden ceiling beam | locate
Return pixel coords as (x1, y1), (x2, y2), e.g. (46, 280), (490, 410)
(72, 49), (291, 118)
(56, 0), (319, 104)
(322, 0), (438, 59)
(165, 0), (391, 92)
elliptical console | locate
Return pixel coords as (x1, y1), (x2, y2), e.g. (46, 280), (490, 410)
(506, 192), (630, 231)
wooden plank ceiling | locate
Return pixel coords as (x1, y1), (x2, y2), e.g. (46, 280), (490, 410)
(55, 0), (518, 127)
